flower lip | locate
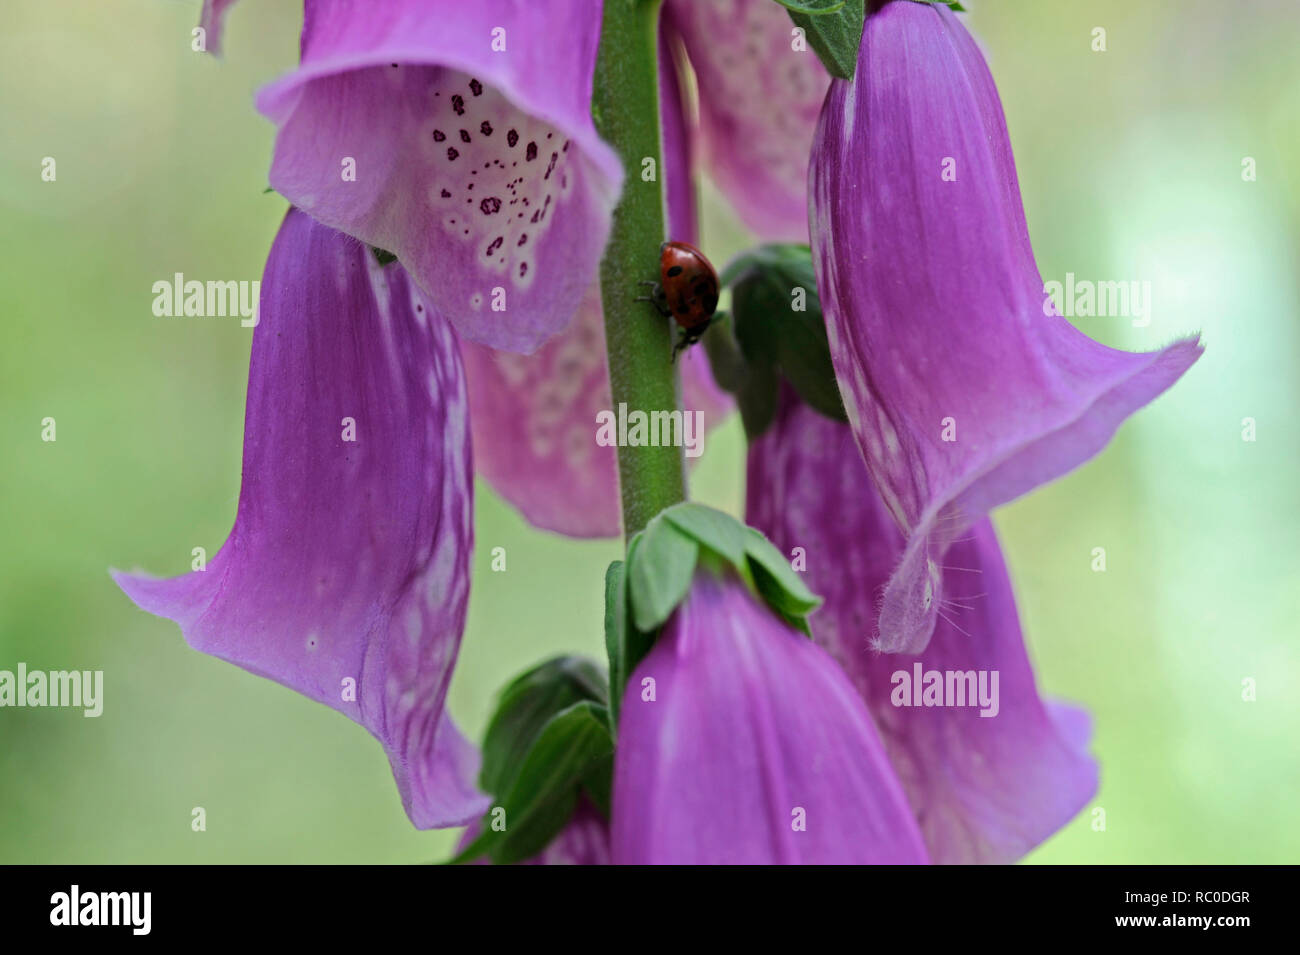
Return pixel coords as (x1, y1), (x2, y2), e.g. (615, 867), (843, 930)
(254, 1), (624, 354)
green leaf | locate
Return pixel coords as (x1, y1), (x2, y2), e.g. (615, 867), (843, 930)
(452, 701), (613, 865)
(661, 502), (751, 568)
(723, 243), (848, 431)
(700, 313), (748, 393)
(785, 0), (865, 80)
(772, 0), (846, 15)
(478, 656), (607, 798)
(581, 752), (614, 818)
(743, 526), (821, 620)
(628, 514), (699, 632)
(736, 359), (781, 439)
(371, 246), (398, 266)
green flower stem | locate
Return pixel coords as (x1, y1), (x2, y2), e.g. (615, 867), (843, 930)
(593, 0), (686, 541)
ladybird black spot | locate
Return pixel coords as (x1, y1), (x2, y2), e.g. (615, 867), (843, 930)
(693, 280), (710, 295)
(447, 147), (459, 161)
(480, 121), (493, 136)
(507, 129), (519, 148)
(432, 129), (446, 142)
(459, 129), (471, 144)
(480, 197), (502, 215)
(677, 305), (689, 314)
(469, 78), (483, 96)
(667, 266), (683, 277)
(525, 141), (538, 162)
(451, 94), (465, 115)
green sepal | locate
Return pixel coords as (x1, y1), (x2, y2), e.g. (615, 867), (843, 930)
(627, 513), (700, 632)
(784, 0), (865, 80)
(905, 0), (966, 11)
(662, 502), (751, 568)
(450, 700), (613, 865)
(743, 527), (821, 633)
(624, 502), (823, 643)
(477, 655), (607, 799)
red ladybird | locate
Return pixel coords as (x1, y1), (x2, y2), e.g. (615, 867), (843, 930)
(638, 240), (720, 360)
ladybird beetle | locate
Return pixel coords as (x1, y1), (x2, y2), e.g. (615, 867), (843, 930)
(637, 240), (720, 360)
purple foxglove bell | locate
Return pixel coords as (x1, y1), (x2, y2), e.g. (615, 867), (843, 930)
(252, 0), (623, 353)
(747, 389), (1098, 863)
(611, 568), (929, 864)
(809, 0), (1202, 653)
(113, 209), (486, 830)
(459, 26), (730, 537)
(666, 0), (830, 240)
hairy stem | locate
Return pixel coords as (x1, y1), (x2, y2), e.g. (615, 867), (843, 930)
(593, 0), (686, 541)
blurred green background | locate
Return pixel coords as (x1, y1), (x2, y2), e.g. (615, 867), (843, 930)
(2, 0), (1297, 863)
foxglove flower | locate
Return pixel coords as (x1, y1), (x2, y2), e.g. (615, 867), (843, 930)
(252, 0), (623, 353)
(810, 0), (1203, 653)
(612, 569), (929, 864)
(113, 209), (487, 829)
(459, 29), (729, 537)
(666, 0), (830, 240)
(747, 390), (1097, 863)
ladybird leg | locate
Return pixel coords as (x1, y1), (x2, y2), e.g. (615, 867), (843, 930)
(634, 282), (671, 317)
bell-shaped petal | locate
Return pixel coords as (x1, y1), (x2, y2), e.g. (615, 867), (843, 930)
(666, 0), (830, 240)
(747, 391), (1098, 863)
(459, 23), (730, 538)
(255, 0), (623, 354)
(809, 0), (1202, 652)
(459, 798), (611, 866)
(112, 209), (487, 829)
(612, 569), (929, 864)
